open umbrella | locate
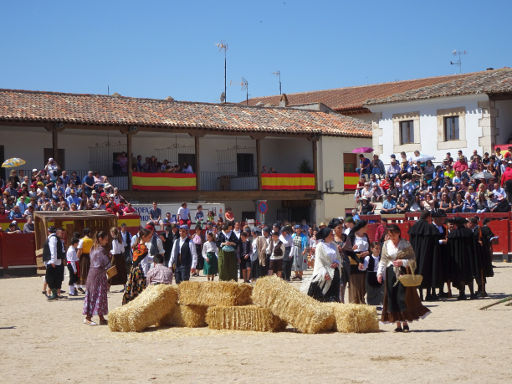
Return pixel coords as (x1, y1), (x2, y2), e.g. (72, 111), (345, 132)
(352, 147), (373, 154)
(413, 154), (435, 163)
(1, 158), (26, 168)
(472, 171), (494, 180)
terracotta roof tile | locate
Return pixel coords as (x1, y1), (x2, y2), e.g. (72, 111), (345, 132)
(244, 73), (475, 112)
(0, 89), (371, 138)
(365, 68), (512, 105)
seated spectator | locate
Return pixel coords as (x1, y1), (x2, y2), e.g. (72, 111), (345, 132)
(23, 215), (35, 233)
(356, 154), (371, 177)
(359, 197), (375, 215)
(123, 202), (135, 214)
(9, 205), (23, 220)
(381, 195), (397, 214)
(6, 221), (22, 234)
(462, 194), (477, 213)
(396, 195), (409, 213)
(370, 154), (385, 176)
(182, 162), (194, 174)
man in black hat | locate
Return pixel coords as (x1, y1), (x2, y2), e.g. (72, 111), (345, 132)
(408, 211), (441, 301)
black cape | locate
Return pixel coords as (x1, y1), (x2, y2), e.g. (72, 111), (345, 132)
(480, 225), (495, 278)
(434, 224), (452, 286)
(408, 219), (441, 289)
(447, 227), (478, 286)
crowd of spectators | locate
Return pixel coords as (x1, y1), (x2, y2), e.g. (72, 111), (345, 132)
(0, 158), (134, 232)
(134, 155), (193, 174)
(354, 147), (512, 215)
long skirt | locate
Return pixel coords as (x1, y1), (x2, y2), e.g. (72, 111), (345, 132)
(291, 248), (308, 272)
(196, 244), (204, 271)
(366, 281), (384, 306)
(107, 253), (127, 286)
(82, 267), (108, 317)
(307, 268), (341, 302)
(381, 265), (431, 323)
(349, 271), (366, 304)
(122, 265), (146, 305)
(218, 249), (238, 281)
(203, 252), (218, 275)
(79, 253), (90, 285)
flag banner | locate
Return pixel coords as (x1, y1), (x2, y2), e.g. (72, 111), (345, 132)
(132, 172), (197, 191)
(344, 172), (359, 190)
(261, 173), (315, 190)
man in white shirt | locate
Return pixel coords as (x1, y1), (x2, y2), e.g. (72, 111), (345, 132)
(169, 225), (197, 284)
(279, 226), (294, 281)
(43, 227), (65, 300)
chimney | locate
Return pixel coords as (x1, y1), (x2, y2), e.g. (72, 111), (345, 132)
(279, 93), (289, 107)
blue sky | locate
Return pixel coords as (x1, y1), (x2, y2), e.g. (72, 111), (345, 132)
(1, 0), (511, 103)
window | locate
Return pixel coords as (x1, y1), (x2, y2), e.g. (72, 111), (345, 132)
(399, 120), (414, 144)
(444, 116), (459, 141)
(236, 153), (254, 176)
(343, 153), (357, 172)
(178, 153), (196, 172)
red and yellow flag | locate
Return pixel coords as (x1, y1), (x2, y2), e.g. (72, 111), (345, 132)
(344, 172), (359, 190)
(261, 173), (315, 190)
(132, 172), (197, 191)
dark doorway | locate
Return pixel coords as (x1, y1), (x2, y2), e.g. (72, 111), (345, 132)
(43, 148), (65, 170)
(178, 153), (196, 173)
(237, 153), (254, 176)
(279, 200), (311, 223)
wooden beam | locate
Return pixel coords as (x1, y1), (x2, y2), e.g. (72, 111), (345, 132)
(52, 125), (59, 160)
(127, 132), (133, 191)
(195, 135), (201, 190)
(312, 136), (318, 191)
(256, 138), (262, 191)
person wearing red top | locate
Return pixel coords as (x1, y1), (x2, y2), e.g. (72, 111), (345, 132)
(374, 218), (388, 243)
(380, 177), (390, 192)
(453, 157), (468, 173)
(501, 162), (512, 204)
(122, 202), (136, 214)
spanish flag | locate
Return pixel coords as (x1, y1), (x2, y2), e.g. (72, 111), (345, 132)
(344, 172), (359, 190)
(132, 172), (197, 191)
(261, 173), (315, 190)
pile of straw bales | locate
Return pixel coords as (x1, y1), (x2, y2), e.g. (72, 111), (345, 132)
(108, 276), (379, 334)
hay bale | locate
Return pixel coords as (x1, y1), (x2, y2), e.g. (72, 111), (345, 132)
(325, 303), (379, 333)
(178, 281), (252, 306)
(160, 304), (208, 328)
(206, 305), (287, 332)
(252, 276), (334, 334)
(109, 285), (178, 332)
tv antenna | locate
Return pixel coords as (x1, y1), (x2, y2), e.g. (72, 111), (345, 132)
(273, 70), (282, 94)
(241, 77), (249, 105)
(450, 50), (467, 73)
(216, 41), (228, 103)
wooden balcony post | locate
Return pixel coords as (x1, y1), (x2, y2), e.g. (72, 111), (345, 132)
(195, 135), (201, 191)
(312, 136), (319, 191)
(256, 138), (262, 191)
(122, 126), (138, 191)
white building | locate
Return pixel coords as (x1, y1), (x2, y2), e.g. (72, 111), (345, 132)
(0, 89), (372, 224)
(365, 68), (512, 162)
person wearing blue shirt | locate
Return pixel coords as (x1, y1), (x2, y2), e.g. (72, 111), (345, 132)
(381, 195), (397, 214)
(9, 206), (23, 220)
(462, 195), (477, 213)
(82, 171), (95, 197)
(66, 189), (82, 207)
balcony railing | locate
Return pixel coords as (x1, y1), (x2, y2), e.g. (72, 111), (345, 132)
(200, 172), (258, 191)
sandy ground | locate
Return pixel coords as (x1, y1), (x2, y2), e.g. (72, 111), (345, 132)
(1, 264), (511, 384)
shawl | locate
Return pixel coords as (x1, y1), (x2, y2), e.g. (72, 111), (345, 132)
(379, 239), (416, 284)
(302, 241), (341, 295)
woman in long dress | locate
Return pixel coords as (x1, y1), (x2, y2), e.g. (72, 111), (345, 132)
(107, 227), (127, 287)
(330, 218), (349, 303)
(82, 231), (111, 326)
(377, 224), (431, 332)
(216, 223), (239, 281)
(202, 231), (219, 281)
(122, 228), (152, 305)
(343, 220), (370, 304)
(306, 227), (341, 302)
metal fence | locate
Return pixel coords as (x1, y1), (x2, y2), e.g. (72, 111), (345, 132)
(200, 172), (258, 191)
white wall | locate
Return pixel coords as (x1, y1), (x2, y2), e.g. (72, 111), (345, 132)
(370, 94), (489, 163)
(261, 137), (313, 173)
(495, 99), (512, 144)
(0, 126), (51, 171)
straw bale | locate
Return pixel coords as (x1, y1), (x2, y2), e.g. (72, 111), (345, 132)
(325, 303), (379, 333)
(206, 305), (287, 332)
(178, 281), (253, 306)
(160, 304), (208, 328)
(251, 276), (334, 334)
(109, 285), (178, 332)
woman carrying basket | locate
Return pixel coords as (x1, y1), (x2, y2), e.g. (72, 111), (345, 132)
(377, 224), (430, 332)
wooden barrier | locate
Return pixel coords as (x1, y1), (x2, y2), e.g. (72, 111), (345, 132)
(0, 232), (36, 275)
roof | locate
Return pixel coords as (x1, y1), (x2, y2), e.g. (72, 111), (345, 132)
(0, 89), (371, 138)
(243, 72), (474, 113)
(365, 68), (512, 105)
